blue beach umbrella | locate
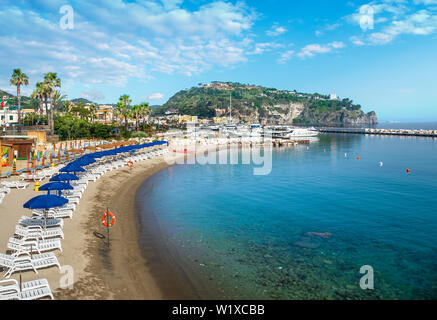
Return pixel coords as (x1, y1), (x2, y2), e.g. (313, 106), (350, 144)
(23, 195), (68, 210)
(59, 165), (86, 173)
(50, 173), (79, 182)
(39, 182), (73, 195)
(71, 157), (96, 167)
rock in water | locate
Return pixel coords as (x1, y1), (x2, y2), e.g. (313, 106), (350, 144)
(293, 237), (320, 249)
(306, 232), (332, 239)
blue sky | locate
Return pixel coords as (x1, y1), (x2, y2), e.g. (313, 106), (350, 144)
(1, 0), (437, 121)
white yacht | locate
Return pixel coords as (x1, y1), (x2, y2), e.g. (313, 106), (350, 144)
(284, 127), (319, 138)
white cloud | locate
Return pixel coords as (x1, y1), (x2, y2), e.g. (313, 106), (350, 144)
(146, 93), (164, 100)
(267, 25), (287, 36)
(277, 50), (295, 64)
(250, 42), (283, 55)
(297, 42), (345, 58)
(330, 41), (346, 48)
(350, 36), (366, 45)
(81, 89), (105, 101)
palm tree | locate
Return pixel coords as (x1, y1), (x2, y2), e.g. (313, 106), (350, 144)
(43, 72), (61, 135)
(38, 82), (51, 125)
(52, 90), (67, 116)
(64, 100), (74, 113)
(30, 89), (41, 116)
(132, 105), (144, 131)
(89, 103), (98, 123)
(35, 82), (45, 116)
(118, 95), (132, 131)
(9, 69), (29, 125)
(138, 102), (150, 129)
(112, 107), (120, 125)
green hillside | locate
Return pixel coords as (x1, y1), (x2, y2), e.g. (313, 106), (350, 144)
(153, 82), (377, 125)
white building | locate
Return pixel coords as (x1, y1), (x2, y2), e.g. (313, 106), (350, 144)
(329, 94), (338, 100)
(0, 108), (35, 126)
(0, 110), (18, 126)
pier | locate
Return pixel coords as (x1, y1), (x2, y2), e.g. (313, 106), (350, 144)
(318, 128), (437, 137)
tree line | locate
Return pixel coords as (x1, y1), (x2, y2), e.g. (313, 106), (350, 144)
(7, 69), (154, 137)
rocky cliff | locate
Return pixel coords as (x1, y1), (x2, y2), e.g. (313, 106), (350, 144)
(155, 82), (378, 125)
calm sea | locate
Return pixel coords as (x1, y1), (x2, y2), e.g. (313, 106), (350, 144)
(139, 134), (437, 299)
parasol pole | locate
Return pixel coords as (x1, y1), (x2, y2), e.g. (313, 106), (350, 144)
(106, 207), (110, 248)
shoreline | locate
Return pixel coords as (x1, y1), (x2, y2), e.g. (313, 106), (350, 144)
(55, 152), (190, 299)
(55, 145), (221, 299)
(0, 144), (237, 300)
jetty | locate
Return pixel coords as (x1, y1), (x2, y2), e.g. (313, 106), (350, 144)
(318, 128), (437, 137)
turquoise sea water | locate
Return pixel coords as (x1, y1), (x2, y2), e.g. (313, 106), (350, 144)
(139, 134), (437, 299)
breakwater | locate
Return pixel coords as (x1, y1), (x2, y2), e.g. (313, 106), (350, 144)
(318, 128), (437, 137)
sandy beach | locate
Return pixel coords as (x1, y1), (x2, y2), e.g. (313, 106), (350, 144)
(0, 144), (219, 299)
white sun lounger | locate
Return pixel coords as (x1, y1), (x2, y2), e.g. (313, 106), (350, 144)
(32, 210), (73, 219)
(0, 252), (57, 266)
(0, 278), (54, 300)
(19, 216), (64, 229)
(1, 181), (30, 189)
(20, 173), (46, 182)
(15, 225), (64, 240)
(0, 255), (61, 278)
(8, 237), (63, 254)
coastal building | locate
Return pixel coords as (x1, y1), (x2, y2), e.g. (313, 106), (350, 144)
(176, 115), (198, 124)
(329, 94), (338, 100)
(0, 107), (36, 126)
(213, 117), (228, 124)
(94, 105), (114, 124)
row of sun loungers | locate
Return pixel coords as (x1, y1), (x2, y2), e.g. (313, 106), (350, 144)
(1, 145), (168, 300)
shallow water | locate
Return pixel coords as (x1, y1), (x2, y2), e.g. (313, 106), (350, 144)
(140, 134), (437, 299)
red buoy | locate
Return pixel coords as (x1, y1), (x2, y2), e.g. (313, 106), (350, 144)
(357, 156), (360, 160)
(406, 168), (411, 173)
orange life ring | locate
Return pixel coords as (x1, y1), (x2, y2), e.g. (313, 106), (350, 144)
(127, 161), (134, 168)
(101, 212), (116, 227)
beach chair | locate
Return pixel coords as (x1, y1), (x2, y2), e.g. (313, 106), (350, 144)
(32, 210), (73, 219)
(59, 203), (76, 211)
(19, 216), (64, 229)
(0, 251), (57, 263)
(65, 196), (80, 205)
(0, 255), (61, 278)
(2, 181), (30, 189)
(15, 225), (64, 240)
(0, 278), (54, 300)
(7, 237), (63, 254)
